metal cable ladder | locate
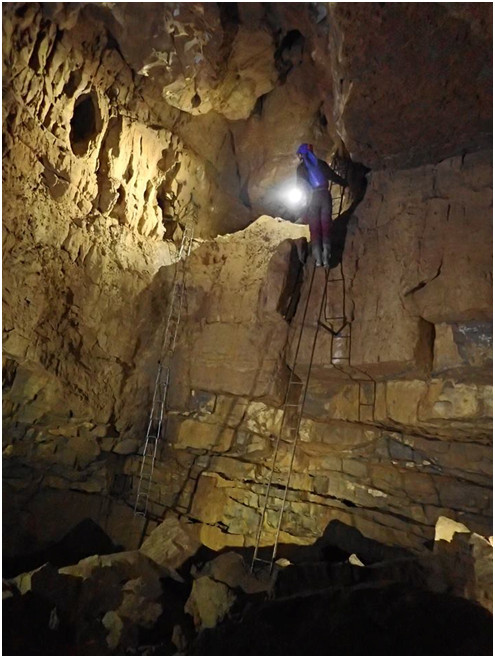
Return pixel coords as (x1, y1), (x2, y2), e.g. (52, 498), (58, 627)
(251, 161), (348, 572)
(319, 154), (377, 425)
(134, 225), (194, 517)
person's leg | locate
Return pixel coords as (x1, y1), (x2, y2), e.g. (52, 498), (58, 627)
(307, 197), (323, 266)
(321, 192), (333, 267)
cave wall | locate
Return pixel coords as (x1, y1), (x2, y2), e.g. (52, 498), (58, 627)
(328, 3), (492, 169)
(3, 3), (492, 559)
(121, 152), (492, 553)
(2, 1), (329, 554)
(0, 2), (243, 553)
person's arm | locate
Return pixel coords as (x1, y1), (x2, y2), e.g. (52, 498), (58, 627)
(319, 159), (347, 187)
(296, 163), (312, 193)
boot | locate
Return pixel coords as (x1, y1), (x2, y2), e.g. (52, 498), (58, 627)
(322, 242), (331, 268)
(295, 239), (308, 264)
(311, 242), (323, 267)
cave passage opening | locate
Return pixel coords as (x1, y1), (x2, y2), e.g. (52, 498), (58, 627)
(69, 91), (101, 156)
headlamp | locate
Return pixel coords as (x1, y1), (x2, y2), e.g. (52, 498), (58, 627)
(286, 185), (306, 207)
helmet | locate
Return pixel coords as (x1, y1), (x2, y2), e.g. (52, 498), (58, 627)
(297, 143), (314, 155)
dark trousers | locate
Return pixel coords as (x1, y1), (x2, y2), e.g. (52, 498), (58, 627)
(306, 188), (332, 245)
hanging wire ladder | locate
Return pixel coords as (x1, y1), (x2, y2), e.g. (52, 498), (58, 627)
(251, 158), (350, 572)
(134, 225), (195, 517)
(322, 156), (377, 422)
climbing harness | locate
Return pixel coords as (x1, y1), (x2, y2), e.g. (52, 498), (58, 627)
(134, 225), (194, 517)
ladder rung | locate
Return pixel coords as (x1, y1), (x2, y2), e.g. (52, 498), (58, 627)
(280, 438), (298, 446)
(252, 557), (273, 565)
(175, 505), (188, 513)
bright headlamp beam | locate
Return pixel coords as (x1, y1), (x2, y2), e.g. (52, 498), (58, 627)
(286, 186), (305, 206)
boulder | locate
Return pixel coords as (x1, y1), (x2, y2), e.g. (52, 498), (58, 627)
(196, 551), (270, 595)
(433, 516), (493, 612)
(59, 549), (179, 583)
(185, 576), (236, 630)
(140, 515), (202, 570)
(3, 517), (119, 578)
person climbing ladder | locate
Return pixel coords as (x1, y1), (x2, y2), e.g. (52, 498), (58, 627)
(296, 143), (347, 267)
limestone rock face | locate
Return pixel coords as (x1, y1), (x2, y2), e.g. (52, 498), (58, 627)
(2, 1), (249, 553)
(327, 3), (492, 168)
(2, 3), (249, 244)
(2, 0), (492, 618)
(185, 576), (236, 630)
(434, 516), (493, 612)
(284, 151), (492, 384)
(343, 150), (492, 378)
(117, 215), (309, 433)
(181, 216), (309, 399)
(8, 550), (177, 654)
(120, 150), (491, 560)
(88, 3), (277, 120)
(232, 59), (335, 213)
(139, 515), (202, 570)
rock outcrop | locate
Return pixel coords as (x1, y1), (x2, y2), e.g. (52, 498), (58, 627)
(120, 178), (491, 555)
(327, 3), (492, 169)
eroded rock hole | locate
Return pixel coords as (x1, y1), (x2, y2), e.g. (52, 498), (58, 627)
(28, 29), (46, 71)
(253, 93), (266, 117)
(69, 91), (101, 156)
(279, 29), (305, 53)
(275, 29), (305, 80)
(2, 358), (18, 393)
(63, 69), (82, 98)
(156, 182), (171, 219)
